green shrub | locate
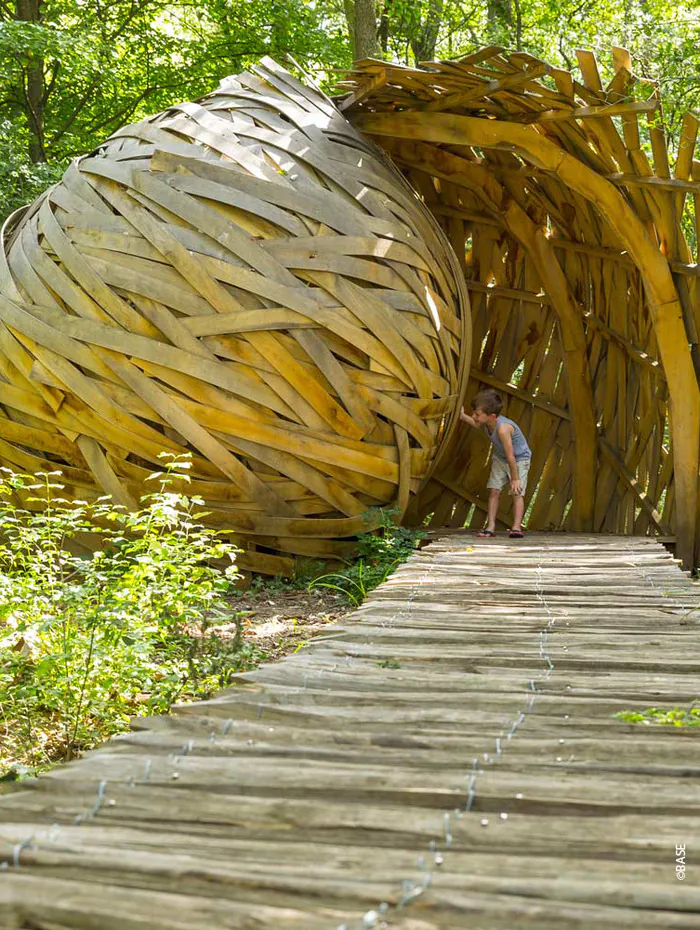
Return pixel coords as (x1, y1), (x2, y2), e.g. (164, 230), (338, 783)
(308, 509), (425, 606)
(0, 455), (259, 777)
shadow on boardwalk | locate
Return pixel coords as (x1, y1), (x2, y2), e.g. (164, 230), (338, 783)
(1, 533), (699, 929)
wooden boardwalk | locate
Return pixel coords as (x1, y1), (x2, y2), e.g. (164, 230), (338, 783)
(1, 533), (699, 929)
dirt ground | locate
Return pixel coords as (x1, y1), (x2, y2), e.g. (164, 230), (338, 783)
(230, 585), (353, 662)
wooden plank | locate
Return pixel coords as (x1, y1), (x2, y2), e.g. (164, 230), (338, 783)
(536, 100), (658, 122)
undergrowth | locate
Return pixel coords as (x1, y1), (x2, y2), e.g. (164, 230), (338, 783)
(308, 510), (425, 606)
(0, 455), (263, 780)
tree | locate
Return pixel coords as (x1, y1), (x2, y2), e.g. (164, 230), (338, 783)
(410, 0), (444, 62)
(0, 0), (350, 219)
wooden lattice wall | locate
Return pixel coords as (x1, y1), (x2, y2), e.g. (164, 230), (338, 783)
(342, 47), (700, 566)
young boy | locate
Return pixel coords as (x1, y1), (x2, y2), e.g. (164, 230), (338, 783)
(459, 389), (531, 538)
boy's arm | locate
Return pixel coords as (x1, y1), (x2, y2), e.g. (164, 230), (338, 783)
(459, 406), (477, 428)
(498, 424), (522, 494)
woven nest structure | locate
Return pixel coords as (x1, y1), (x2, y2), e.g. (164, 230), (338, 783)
(0, 59), (468, 576)
(342, 47), (700, 567)
(3, 49), (700, 571)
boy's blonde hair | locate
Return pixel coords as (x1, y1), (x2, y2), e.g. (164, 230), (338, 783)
(471, 389), (503, 416)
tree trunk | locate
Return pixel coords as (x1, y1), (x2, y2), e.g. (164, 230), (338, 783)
(513, 0), (522, 49)
(16, 0), (46, 163)
(353, 0), (378, 61)
(378, 0), (390, 56)
(343, 0), (357, 58)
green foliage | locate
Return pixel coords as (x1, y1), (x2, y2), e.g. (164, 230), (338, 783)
(308, 509), (425, 606)
(0, 455), (261, 778)
(2, 0), (700, 230)
(614, 705), (700, 726)
(0, 121), (65, 224)
(0, 0), (350, 222)
(376, 658), (401, 669)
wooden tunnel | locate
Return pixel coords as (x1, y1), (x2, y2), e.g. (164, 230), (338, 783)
(342, 48), (700, 568)
(0, 49), (699, 571)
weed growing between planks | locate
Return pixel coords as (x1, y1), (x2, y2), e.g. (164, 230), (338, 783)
(0, 454), (265, 779)
(308, 509), (425, 606)
(614, 705), (700, 727)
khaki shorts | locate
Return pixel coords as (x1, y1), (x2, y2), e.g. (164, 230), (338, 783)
(487, 457), (531, 496)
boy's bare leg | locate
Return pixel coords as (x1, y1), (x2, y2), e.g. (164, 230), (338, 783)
(486, 488), (500, 531)
(512, 493), (525, 531)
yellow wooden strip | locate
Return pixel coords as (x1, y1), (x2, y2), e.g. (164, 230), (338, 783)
(353, 383), (433, 449)
(0, 435), (91, 487)
(193, 509), (382, 538)
(246, 330), (364, 440)
(151, 163), (307, 236)
(174, 397), (399, 482)
(0, 296), (192, 449)
(75, 435), (138, 510)
(392, 425), (411, 518)
(313, 272), (430, 397)
(537, 100), (658, 122)
(97, 349), (295, 516)
(131, 169), (302, 288)
(16, 300), (297, 419)
(131, 358), (285, 424)
(148, 150), (368, 237)
(674, 113), (699, 221)
(0, 413), (83, 464)
(216, 433), (365, 517)
(291, 329), (376, 437)
(262, 236), (431, 271)
(38, 199), (160, 338)
(598, 436), (671, 535)
(179, 308), (315, 337)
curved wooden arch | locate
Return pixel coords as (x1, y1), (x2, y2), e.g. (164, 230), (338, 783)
(346, 51), (700, 566)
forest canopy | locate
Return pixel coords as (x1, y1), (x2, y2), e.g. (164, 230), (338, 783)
(1, 0), (699, 221)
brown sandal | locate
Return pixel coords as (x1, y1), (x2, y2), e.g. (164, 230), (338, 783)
(477, 529), (496, 537)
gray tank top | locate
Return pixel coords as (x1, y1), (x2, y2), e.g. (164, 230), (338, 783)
(486, 416), (531, 461)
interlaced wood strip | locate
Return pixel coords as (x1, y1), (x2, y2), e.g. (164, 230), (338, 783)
(0, 58), (468, 574)
(4, 48), (700, 568)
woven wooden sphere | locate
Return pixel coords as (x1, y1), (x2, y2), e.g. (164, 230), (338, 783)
(0, 59), (468, 574)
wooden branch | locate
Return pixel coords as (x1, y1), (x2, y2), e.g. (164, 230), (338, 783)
(598, 435), (671, 535)
(470, 369), (571, 420)
(536, 99), (658, 122)
(584, 315), (665, 380)
(338, 67), (388, 112)
(435, 474), (510, 526)
(466, 280), (546, 304)
(424, 64), (549, 113)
